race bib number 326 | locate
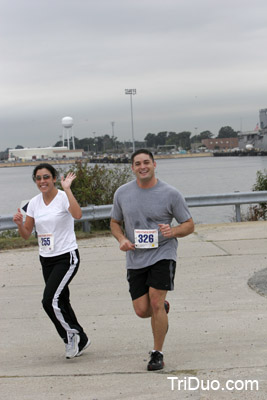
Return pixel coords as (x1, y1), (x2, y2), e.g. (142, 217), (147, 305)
(134, 229), (158, 249)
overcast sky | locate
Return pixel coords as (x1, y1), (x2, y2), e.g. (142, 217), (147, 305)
(1, 0), (267, 150)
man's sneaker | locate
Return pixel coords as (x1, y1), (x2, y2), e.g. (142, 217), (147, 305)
(147, 351), (164, 371)
(76, 333), (91, 357)
(164, 300), (170, 314)
(65, 333), (80, 359)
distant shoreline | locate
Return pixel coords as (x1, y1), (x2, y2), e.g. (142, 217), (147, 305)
(0, 159), (79, 168)
(154, 152), (213, 159)
(0, 152), (213, 168)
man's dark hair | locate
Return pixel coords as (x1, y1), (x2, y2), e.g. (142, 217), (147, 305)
(131, 149), (154, 164)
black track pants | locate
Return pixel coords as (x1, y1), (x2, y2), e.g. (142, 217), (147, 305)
(40, 249), (84, 343)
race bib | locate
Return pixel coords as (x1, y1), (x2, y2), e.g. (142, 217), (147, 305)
(38, 234), (54, 252)
(134, 229), (158, 249)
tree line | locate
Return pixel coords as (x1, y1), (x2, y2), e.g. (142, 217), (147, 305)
(53, 125), (238, 152)
(0, 125), (238, 159)
(144, 126), (238, 150)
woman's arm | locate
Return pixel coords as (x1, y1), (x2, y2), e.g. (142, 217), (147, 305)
(61, 173), (82, 220)
(13, 209), (35, 239)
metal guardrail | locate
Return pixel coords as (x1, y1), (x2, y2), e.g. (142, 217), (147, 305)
(1, 191), (267, 232)
(185, 191), (267, 222)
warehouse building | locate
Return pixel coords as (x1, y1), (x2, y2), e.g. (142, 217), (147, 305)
(8, 147), (84, 161)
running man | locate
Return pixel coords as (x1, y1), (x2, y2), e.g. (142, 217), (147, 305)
(110, 149), (194, 371)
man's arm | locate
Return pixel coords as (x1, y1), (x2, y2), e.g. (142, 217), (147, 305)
(110, 218), (135, 252)
(158, 218), (194, 238)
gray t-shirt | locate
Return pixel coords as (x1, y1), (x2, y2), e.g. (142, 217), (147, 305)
(111, 179), (192, 269)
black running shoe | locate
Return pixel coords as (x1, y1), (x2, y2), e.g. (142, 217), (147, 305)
(164, 300), (170, 314)
(147, 351), (164, 371)
(76, 333), (91, 357)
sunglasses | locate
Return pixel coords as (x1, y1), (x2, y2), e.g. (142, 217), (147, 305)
(34, 174), (52, 181)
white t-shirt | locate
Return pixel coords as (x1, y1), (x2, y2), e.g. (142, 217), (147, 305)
(27, 190), (78, 257)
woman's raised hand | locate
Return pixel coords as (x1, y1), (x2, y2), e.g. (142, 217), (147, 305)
(61, 172), (76, 191)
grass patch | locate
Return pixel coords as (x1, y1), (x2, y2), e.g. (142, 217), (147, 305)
(0, 229), (112, 251)
(76, 230), (111, 240)
(0, 236), (38, 250)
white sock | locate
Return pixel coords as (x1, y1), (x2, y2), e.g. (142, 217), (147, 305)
(152, 350), (163, 355)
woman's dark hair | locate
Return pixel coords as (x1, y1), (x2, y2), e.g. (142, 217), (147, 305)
(32, 163), (58, 182)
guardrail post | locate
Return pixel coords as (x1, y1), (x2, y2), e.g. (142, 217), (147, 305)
(82, 220), (91, 233)
(235, 205), (241, 222)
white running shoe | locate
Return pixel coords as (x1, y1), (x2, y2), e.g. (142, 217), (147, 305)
(65, 333), (80, 359)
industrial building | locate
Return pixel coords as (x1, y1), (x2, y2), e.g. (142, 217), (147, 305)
(201, 137), (238, 151)
(8, 116), (85, 161)
(238, 108), (267, 151)
(201, 108), (267, 152)
(8, 147), (84, 161)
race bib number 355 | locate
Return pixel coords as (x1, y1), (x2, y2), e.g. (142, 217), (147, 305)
(38, 234), (54, 252)
(134, 229), (158, 249)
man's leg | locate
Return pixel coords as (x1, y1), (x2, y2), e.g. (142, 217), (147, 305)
(132, 287), (168, 351)
(128, 261), (174, 370)
(128, 267), (152, 318)
(132, 292), (152, 318)
(149, 288), (168, 351)
(131, 285), (168, 371)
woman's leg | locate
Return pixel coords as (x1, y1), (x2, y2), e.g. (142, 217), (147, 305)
(41, 250), (84, 343)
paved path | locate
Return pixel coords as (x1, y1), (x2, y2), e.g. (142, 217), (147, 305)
(1, 221), (267, 399)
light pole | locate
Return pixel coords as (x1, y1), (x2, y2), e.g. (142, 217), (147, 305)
(111, 121), (115, 152)
(111, 121), (115, 138)
(125, 89), (136, 153)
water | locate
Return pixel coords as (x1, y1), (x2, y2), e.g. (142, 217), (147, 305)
(1, 157), (267, 224)
(155, 156), (267, 223)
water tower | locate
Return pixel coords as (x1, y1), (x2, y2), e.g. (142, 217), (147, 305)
(61, 116), (75, 150)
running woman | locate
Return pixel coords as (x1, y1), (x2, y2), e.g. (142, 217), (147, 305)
(13, 163), (90, 359)
(110, 149), (194, 371)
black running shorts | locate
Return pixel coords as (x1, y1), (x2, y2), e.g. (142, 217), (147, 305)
(127, 259), (176, 301)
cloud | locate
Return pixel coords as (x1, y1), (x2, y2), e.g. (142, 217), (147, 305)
(1, 0), (267, 149)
